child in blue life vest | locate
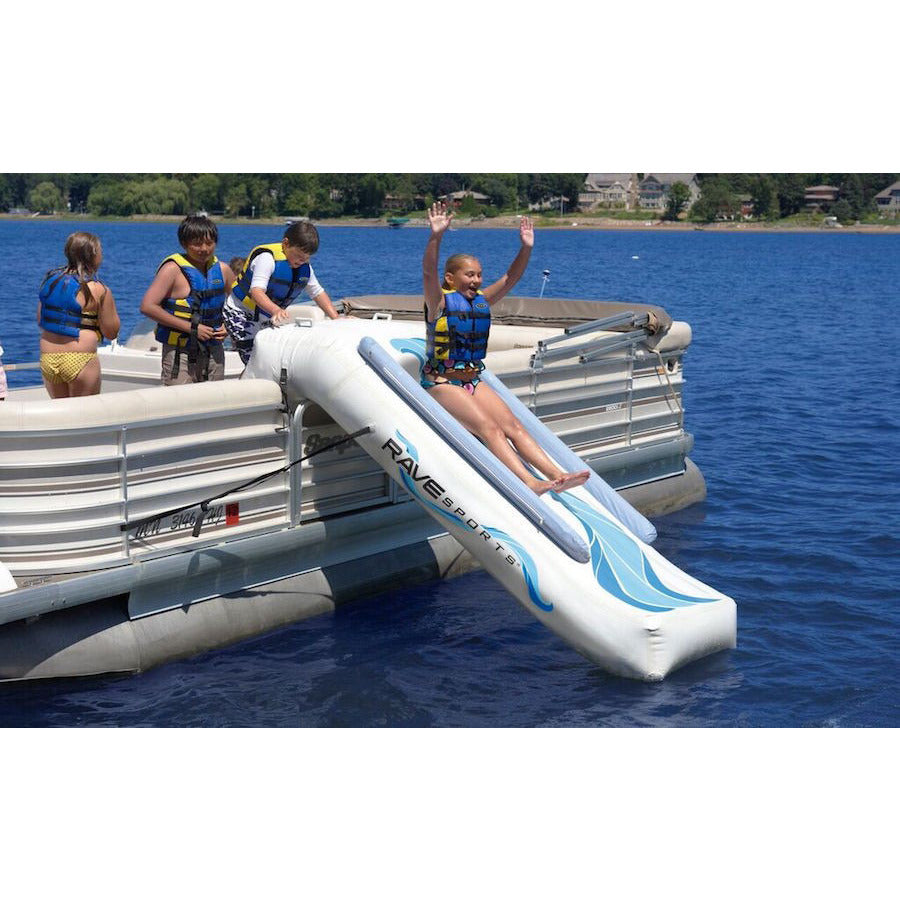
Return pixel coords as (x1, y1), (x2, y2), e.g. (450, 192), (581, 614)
(223, 220), (340, 365)
(37, 232), (121, 398)
(140, 214), (235, 386)
(422, 201), (590, 495)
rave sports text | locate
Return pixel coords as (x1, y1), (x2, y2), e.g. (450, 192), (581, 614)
(382, 438), (517, 566)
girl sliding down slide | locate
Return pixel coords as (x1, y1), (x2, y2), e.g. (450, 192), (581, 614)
(421, 202), (589, 495)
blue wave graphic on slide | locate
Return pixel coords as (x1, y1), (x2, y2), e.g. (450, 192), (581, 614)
(488, 529), (550, 612)
(553, 491), (718, 612)
(391, 337), (427, 369)
(391, 431), (549, 612)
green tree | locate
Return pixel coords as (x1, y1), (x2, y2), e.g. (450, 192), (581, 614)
(87, 181), (126, 216)
(524, 174), (554, 205)
(690, 177), (736, 222)
(353, 174), (387, 216)
(830, 199), (854, 224)
(459, 193), (480, 216)
(224, 183), (250, 217)
(471, 173), (518, 210)
(839, 174), (866, 219)
(67, 174), (94, 213)
(191, 174), (222, 212)
(29, 181), (65, 213)
(553, 175), (586, 214)
(775, 174), (807, 216)
(750, 175), (778, 219)
(664, 181), (691, 220)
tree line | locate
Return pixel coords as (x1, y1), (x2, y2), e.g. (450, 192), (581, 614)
(3, 173), (896, 222)
(672, 174), (897, 223)
(1, 174), (584, 219)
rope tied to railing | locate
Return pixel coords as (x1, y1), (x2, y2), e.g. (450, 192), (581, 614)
(120, 425), (372, 538)
(649, 348), (684, 429)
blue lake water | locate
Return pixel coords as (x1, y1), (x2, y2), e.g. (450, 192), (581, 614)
(1, 220), (898, 726)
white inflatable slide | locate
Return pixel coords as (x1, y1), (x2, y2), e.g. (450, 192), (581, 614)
(247, 320), (736, 680)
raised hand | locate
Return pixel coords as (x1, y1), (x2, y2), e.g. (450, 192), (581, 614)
(428, 200), (453, 236)
(519, 215), (534, 248)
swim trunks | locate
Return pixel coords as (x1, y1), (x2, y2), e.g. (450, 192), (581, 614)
(40, 351), (97, 384)
(160, 342), (225, 386)
(222, 299), (258, 364)
(420, 359), (484, 395)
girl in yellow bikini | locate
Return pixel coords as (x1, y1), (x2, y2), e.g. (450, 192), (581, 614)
(37, 232), (120, 398)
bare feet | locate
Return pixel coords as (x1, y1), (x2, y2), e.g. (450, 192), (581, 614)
(528, 469), (590, 496)
(549, 469), (591, 493)
(531, 478), (557, 496)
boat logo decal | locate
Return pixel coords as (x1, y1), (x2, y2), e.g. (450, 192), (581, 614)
(552, 491), (718, 612)
(381, 430), (549, 610)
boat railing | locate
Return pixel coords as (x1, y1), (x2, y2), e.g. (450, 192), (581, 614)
(508, 311), (684, 466)
(0, 382), (292, 577)
(292, 401), (393, 524)
(1, 361), (41, 372)
(530, 311), (651, 370)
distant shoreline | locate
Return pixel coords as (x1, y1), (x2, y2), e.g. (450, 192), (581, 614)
(3, 213), (898, 235)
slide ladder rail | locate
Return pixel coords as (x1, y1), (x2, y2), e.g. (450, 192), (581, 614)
(531, 311), (651, 371)
(357, 337), (590, 565)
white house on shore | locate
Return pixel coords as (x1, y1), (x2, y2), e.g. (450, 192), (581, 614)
(637, 174), (701, 211)
(874, 180), (900, 216)
(578, 174), (638, 210)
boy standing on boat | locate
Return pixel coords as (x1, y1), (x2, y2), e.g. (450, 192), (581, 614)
(140, 214), (235, 386)
(222, 221), (340, 365)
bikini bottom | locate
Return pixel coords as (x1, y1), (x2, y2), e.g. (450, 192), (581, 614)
(420, 360), (483, 395)
(40, 351), (97, 384)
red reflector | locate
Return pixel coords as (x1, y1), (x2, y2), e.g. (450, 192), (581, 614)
(225, 503), (240, 526)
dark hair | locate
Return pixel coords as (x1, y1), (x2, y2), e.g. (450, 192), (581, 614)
(229, 256), (246, 274)
(178, 214), (218, 248)
(283, 221), (319, 254)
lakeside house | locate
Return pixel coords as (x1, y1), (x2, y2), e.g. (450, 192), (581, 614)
(528, 195), (572, 212)
(383, 193), (427, 211)
(438, 190), (490, 209)
(578, 174), (637, 210)
(637, 174), (701, 211)
(874, 180), (900, 216)
(804, 185), (839, 211)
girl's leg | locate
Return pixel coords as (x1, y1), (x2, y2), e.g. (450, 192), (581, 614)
(68, 355), (102, 397)
(40, 355), (70, 399)
(428, 383), (558, 494)
(43, 377), (69, 399)
(471, 383), (590, 491)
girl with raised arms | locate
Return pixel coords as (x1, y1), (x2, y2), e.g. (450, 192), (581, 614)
(422, 201), (589, 495)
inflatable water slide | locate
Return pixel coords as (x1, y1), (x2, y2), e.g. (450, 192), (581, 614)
(247, 320), (736, 681)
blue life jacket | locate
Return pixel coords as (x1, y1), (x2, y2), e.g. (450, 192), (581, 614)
(38, 272), (101, 339)
(230, 243), (310, 319)
(426, 289), (492, 363)
(154, 254), (227, 347)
